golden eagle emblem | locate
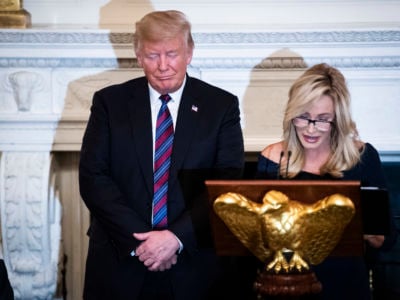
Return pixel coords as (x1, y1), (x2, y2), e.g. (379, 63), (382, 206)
(213, 190), (355, 273)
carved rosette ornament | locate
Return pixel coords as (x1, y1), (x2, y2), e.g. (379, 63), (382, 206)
(0, 152), (62, 299)
(0, 0), (31, 28)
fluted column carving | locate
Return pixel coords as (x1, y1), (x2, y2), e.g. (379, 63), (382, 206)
(0, 152), (61, 299)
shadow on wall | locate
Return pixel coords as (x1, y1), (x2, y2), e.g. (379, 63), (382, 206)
(240, 48), (308, 155)
(99, 0), (154, 29)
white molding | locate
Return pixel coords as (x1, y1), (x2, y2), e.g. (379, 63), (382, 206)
(0, 29), (399, 154)
(0, 152), (61, 299)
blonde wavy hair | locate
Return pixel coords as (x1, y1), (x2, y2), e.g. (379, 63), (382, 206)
(133, 10), (194, 55)
(282, 63), (361, 178)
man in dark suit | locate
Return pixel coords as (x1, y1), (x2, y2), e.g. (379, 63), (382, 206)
(79, 10), (244, 299)
(0, 258), (14, 300)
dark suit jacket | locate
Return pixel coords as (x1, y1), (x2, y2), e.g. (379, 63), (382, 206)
(0, 259), (14, 300)
(79, 75), (244, 299)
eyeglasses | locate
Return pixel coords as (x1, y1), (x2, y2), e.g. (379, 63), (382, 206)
(292, 116), (334, 132)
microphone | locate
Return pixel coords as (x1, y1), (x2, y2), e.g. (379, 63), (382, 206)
(285, 150), (292, 178)
(277, 151), (284, 179)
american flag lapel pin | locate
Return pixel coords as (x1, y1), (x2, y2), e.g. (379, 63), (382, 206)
(191, 105), (198, 112)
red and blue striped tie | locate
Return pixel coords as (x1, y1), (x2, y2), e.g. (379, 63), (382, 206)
(153, 94), (173, 228)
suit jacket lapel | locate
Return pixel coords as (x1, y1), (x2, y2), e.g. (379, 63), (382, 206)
(126, 77), (201, 195)
(171, 78), (201, 174)
(127, 80), (154, 195)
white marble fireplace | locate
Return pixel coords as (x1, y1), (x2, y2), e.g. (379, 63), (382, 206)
(1, 2), (400, 298)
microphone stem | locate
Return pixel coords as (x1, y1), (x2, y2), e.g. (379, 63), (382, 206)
(285, 151), (292, 178)
(277, 151), (284, 179)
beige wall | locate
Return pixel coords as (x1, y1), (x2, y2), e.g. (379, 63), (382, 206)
(55, 153), (89, 300)
(25, 0), (400, 30)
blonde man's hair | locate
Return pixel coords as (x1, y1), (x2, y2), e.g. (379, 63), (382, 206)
(133, 10), (194, 55)
(282, 63), (361, 178)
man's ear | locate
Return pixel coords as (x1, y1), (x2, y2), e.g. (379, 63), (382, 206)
(136, 55), (143, 67)
(186, 48), (193, 65)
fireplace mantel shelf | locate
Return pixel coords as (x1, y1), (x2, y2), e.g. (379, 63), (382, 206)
(1, 28), (400, 155)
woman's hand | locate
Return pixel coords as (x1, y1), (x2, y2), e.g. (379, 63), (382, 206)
(364, 234), (384, 248)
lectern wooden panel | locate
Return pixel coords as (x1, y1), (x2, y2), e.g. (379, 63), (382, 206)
(205, 180), (363, 258)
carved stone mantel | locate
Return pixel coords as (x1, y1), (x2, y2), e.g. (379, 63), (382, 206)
(0, 28), (400, 299)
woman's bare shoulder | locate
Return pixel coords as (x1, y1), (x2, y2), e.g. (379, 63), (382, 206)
(260, 142), (284, 163)
(356, 140), (365, 150)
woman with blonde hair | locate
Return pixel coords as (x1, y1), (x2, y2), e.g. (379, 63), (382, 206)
(256, 63), (397, 299)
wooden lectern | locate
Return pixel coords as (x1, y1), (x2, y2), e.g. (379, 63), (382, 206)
(205, 180), (363, 298)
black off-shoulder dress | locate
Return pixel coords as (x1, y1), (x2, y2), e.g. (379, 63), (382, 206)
(255, 143), (397, 300)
